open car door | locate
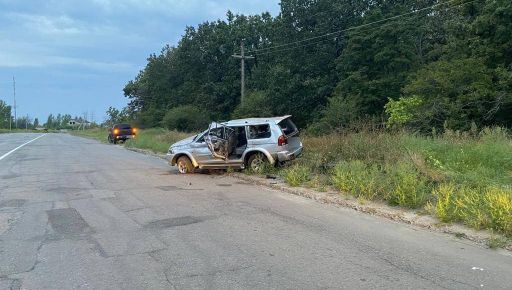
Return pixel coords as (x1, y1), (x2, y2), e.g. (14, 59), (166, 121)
(204, 122), (234, 160)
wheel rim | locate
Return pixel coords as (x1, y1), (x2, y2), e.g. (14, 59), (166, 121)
(178, 161), (187, 174)
(251, 155), (265, 171)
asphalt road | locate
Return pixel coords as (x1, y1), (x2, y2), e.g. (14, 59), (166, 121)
(0, 133), (511, 290)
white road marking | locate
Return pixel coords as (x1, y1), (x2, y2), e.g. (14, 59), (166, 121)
(0, 134), (47, 161)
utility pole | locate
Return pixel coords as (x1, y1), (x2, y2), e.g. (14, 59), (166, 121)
(9, 103), (11, 131)
(13, 76), (17, 129)
(232, 40), (254, 106)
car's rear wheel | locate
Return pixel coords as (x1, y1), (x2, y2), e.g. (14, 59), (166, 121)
(177, 156), (194, 174)
(247, 153), (268, 172)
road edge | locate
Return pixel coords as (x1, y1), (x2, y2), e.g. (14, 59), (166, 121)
(115, 142), (512, 252)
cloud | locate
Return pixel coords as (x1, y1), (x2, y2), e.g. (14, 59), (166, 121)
(0, 39), (136, 72)
(90, 0), (276, 18)
(9, 12), (84, 35)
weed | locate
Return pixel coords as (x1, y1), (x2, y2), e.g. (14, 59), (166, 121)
(487, 235), (508, 249)
(385, 163), (430, 208)
(282, 165), (311, 187)
(485, 188), (512, 236)
(331, 161), (385, 201)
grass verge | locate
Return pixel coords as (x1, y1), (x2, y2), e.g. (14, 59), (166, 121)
(284, 127), (512, 237)
(70, 127), (193, 154)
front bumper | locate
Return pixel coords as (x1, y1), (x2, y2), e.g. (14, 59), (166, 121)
(115, 135), (135, 140)
(277, 147), (303, 162)
(166, 153), (176, 165)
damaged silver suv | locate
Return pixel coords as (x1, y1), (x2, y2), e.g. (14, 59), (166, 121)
(167, 116), (303, 174)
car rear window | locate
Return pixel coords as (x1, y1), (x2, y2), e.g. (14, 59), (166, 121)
(278, 118), (298, 136)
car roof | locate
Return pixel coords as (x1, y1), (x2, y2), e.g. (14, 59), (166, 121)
(221, 115), (292, 126)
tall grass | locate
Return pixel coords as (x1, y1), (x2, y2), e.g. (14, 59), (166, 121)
(124, 128), (192, 153)
(71, 127), (193, 154)
(292, 127), (512, 235)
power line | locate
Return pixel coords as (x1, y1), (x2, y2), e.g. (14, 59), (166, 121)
(256, 4), (436, 56)
(232, 39), (255, 105)
(250, 0), (479, 54)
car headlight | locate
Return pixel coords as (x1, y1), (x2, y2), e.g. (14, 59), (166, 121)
(168, 148), (174, 154)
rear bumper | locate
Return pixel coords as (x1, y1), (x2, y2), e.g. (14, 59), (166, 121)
(276, 147), (303, 162)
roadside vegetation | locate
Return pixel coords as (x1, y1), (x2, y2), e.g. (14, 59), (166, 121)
(277, 127), (512, 237)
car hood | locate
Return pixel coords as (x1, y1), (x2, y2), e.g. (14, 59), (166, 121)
(171, 136), (196, 148)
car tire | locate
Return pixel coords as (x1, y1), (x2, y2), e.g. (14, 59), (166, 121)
(177, 156), (194, 174)
(247, 153), (268, 172)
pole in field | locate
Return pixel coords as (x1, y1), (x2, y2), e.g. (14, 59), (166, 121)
(13, 76), (17, 129)
(232, 40), (254, 106)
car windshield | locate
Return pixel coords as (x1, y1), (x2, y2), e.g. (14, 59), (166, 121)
(117, 124), (131, 130)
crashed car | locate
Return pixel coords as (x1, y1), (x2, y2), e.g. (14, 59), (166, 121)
(167, 116), (303, 174)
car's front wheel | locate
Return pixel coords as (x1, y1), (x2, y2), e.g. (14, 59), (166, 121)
(177, 156), (194, 174)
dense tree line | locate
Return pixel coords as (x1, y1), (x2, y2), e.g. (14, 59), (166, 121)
(0, 99), (34, 129)
(123, 0), (512, 132)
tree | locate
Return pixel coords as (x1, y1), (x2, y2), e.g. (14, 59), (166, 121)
(45, 114), (54, 129)
(121, 0), (512, 131)
(33, 118), (39, 128)
(162, 105), (210, 132)
(398, 59), (511, 130)
(0, 100), (12, 129)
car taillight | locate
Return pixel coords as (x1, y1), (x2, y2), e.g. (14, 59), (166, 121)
(113, 129), (119, 135)
(278, 135), (287, 146)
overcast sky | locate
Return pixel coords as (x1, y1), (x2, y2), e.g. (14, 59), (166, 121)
(0, 0), (280, 123)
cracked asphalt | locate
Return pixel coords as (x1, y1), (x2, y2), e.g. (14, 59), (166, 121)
(0, 133), (511, 290)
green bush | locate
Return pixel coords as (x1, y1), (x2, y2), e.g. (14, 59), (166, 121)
(282, 165), (311, 187)
(162, 105), (209, 132)
(331, 161), (386, 201)
(385, 163), (430, 208)
(432, 184), (512, 236)
(485, 188), (512, 236)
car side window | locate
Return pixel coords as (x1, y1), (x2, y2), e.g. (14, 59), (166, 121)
(248, 125), (271, 139)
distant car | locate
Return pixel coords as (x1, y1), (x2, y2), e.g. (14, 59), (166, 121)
(167, 115), (303, 174)
(108, 124), (137, 144)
